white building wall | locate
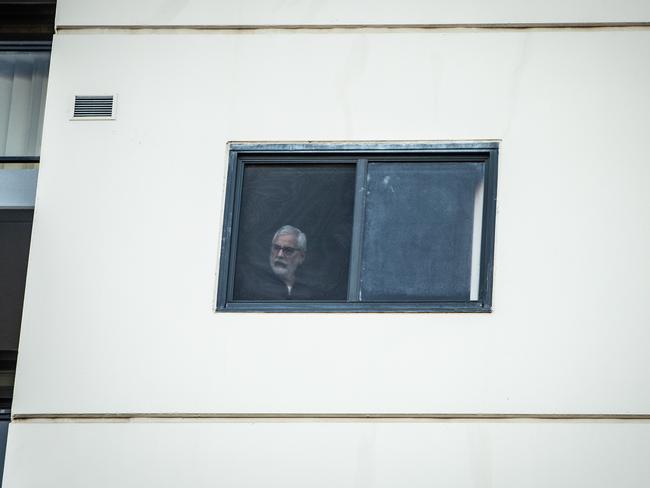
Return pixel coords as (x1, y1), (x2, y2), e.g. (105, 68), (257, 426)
(4, 1), (650, 486)
(55, 0), (650, 26)
(5, 422), (650, 487)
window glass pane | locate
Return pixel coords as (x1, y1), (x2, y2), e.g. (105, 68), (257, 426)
(0, 168), (38, 207)
(360, 162), (485, 301)
(0, 211), (32, 351)
(233, 164), (355, 301)
(0, 50), (50, 157)
(0, 420), (8, 480)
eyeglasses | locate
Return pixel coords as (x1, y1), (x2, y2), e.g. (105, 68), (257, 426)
(271, 244), (301, 257)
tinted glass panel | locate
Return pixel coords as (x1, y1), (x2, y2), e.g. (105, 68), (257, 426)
(0, 50), (50, 157)
(233, 164), (355, 301)
(360, 162), (485, 301)
(0, 420), (7, 486)
(0, 211), (33, 350)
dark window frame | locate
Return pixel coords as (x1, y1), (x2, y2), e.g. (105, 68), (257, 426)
(217, 142), (498, 313)
(0, 41), (51, 52)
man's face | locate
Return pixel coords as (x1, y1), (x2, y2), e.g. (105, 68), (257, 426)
(269, 233), (305, 281)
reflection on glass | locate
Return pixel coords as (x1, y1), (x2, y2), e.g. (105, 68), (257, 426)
(360, 162), (485, 301)
(0, 51), (50, 157)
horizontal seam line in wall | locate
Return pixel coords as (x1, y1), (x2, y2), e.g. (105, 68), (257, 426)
(11, 413), (650, 423)
(54, 22), (650, 33)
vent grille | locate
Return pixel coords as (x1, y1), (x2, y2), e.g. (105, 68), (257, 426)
(73, 95), (114, 118)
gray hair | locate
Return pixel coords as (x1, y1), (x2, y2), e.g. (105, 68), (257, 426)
(273, 225), (307, 252)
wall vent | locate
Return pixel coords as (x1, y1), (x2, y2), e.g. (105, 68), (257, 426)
(72, 95), (115, 119)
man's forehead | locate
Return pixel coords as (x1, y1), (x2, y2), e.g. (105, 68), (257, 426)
(273, 233), (298, 244)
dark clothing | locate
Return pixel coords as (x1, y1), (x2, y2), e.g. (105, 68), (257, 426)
(234, 265), (327, 300)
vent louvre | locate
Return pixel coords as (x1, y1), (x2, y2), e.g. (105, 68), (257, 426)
(73, 95), (114, 118)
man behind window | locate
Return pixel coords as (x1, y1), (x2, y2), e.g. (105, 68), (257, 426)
(235, 224), (327, 300)
(268, 225), (307, 298)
